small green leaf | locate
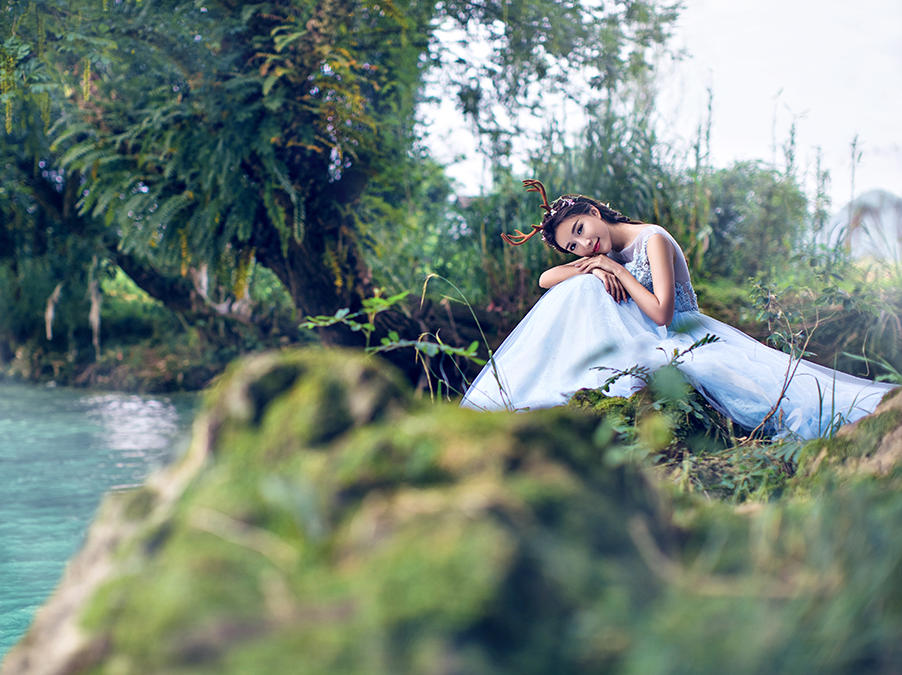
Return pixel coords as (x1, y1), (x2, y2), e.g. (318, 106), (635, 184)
(262, 73), (280, 96)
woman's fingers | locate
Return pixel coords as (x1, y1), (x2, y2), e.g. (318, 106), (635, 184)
(577, 256), (604, 272)
(610, 274), (620, 302)
(592, 269), (617, 300)
(603, 272), (614, 298)
(597, 271), (626, 302)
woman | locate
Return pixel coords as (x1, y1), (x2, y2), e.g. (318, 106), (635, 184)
(460, 180), (897, 439)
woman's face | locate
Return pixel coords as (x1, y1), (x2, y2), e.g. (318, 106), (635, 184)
(553, 206), (611, 256)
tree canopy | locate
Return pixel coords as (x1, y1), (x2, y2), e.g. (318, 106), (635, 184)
(1, 0), (679, 379)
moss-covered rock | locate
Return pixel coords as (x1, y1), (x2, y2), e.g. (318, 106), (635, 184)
(2, 349), (673, 674)
(4, 350), (902, 675)
(796, 387), (902, 486)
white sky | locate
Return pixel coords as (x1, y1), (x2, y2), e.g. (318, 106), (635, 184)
(425, 0), (902, 211)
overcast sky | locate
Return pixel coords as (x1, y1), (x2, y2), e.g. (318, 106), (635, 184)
(661, 0), (902, 209)
(428, 0), (902, 211)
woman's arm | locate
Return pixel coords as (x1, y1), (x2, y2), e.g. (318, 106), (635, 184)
(539, 260), (627, 302)
(575, 234), (675, 325)
(538, 261), (583, 289)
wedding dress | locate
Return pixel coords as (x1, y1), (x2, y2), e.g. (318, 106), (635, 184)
(460, 225), (897, 439)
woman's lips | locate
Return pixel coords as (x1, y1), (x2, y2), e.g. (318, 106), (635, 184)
(592, 239), (600, 254)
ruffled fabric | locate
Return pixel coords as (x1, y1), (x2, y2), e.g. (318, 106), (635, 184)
(460, 226), (897, 439)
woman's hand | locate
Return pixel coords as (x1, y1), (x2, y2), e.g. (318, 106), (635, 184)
(538, 254), (627, 297)
(568, 255), (627, 302)
(591, 269), (628, 302)
(571, 254), (619, 275)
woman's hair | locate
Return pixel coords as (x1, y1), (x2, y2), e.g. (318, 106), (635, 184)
(539, 194), (641, 254)
(503, 180), (641, 254)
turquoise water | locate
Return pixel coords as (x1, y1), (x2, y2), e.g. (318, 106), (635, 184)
(0, 381), (196, 659)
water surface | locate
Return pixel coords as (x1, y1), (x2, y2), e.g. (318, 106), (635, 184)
(0, 381), (196, 659)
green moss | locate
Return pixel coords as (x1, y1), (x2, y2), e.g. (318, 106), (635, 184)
(67, 351), (676, 673)
(10, 348), (896, 674)
(798, 408), (902, 483)
(569, 388), (636, 415)
(120, 486), (158, 521)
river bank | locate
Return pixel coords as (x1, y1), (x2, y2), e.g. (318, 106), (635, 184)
(0, 339), (236, 393)
(0, 265), (302, 394)
(0, 275), (766, 396)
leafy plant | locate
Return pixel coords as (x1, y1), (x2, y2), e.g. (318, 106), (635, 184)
(593, 332), (721, 392)
(571, 334), (735, 459)
(300, 280), (491, 401)
(300, 290), (412, 349)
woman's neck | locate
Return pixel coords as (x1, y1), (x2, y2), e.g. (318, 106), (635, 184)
(609, 222), (647, 252)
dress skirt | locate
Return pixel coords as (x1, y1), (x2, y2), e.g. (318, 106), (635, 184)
(460, 274), (896, 439)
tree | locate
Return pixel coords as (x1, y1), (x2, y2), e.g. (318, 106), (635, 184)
(699, 161), (808, 281)
(2, 0), (680, 381)
(0, 74), (105, 361)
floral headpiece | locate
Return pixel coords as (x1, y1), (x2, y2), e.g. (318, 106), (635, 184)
(501, 179), (572, 246)
(550, 197), (575, 216)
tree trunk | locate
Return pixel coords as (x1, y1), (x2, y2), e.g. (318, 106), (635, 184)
(252, 210), (496, 389)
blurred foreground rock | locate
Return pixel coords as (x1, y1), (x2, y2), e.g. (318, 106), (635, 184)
(4, 351), (902, 674)
(797, 386), (902, 482)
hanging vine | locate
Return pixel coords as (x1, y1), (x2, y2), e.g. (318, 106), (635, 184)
(81, 57), (91, 101)
(233, 247), (255, 299)
(180, 230), (190, 276)
(34, 3), (45, 57)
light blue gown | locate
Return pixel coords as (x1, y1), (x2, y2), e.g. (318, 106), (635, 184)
(460, 225), (897, 439)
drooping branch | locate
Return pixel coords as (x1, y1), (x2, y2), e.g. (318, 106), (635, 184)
(112, 249), (200, 315)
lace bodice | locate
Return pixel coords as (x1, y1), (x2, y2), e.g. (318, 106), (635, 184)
(610, 225), (699, 312)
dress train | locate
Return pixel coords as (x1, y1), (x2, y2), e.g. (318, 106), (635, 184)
(461, 227), (896, 440)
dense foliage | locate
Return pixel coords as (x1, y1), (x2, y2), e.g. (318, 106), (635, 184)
(0, 0), (680, 384)
(699, 161), (808, 281)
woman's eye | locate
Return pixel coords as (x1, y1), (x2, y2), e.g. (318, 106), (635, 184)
(577, 225), (583, 235)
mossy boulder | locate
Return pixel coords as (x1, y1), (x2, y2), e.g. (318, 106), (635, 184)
(795, 387), (902, 487)
(2, 349), (673, 674)
(4, 350), (902, 674)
